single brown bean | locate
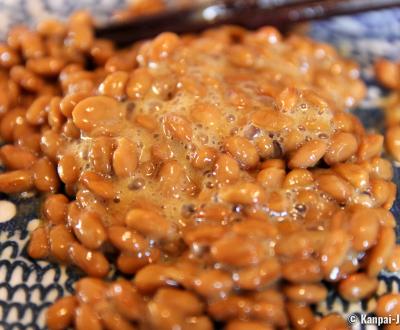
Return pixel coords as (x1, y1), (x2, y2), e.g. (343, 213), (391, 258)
(72, 96), (125, 134)
(20, 30), (45, 59)
(349, 208), (380, 252)
(16, 132), (41, 154)
(27, 226), (49, 259)
(311, 314), (349, 330)
(80, 171), (115, 199)
(375, 58), (400, 89)
(107, 279), (145, 321)
(37, 19), (66, 37)
(286, 302), (315, 329)
(191, 146), (217, 170)
(58, 154), (80, 184)
(251, 288), (282, 321)
(134, 113), (158, 131)
(232, 219), (278, 239)
(257, 167), (285, 189)
(371, 178), (393, 206)
(229, 44), (255, 67)
(316, 173), (353, 203)
(387, 245), (400, 272)
(219, 182), (267, 205)
(108, 226), (148, 253)
(89, 136), (114, 175)
(147, 73), (176, 100)
(97, 302), (136, 330)
(73, 211), (107, 250)
(148, 32), (180, 62)
(367, 226), (396, 277)
(184, 316), (213, 330)
(59, 92), (90, 118)
(0, 170), (34, 193)
(193, 269), (233, 299)
(117, 251), (155, 274)
(282, 258), (322, 283)
(134, 264), (188, 294)
(98, 71), (129, 100)
(255, 135), (276, 158)
(10, 65), (44, 92)
(288, 140), (327, 169)
(225, 136), (259, 169)
(40, 130), (63, 161)
(183, 224), (227, 247)
(386, 125), (400, 161)
(75, 277), (109, 306)
(251, 108), (293, 131)
(214, 154), (240, 184)
(113, 137), (138, 177)
(368, 157), (393, 181)
(46, 296), (77, 330)
(33, 158), (60, 193)
(7, 25), (28, 49)
(283, 169), (314, 188)
(383, 182), (397, 210)
(126, 68), (152, 99)
(67, 21), (93, 52)
(125, 208), (173, 240)
(333, 163), (369, 190)
(374, 208), (396, 228)
(324, 132), (358, 164)
(376, 294), (400, 317)
(68, 242), (110, 277)
(62, 70), (95, 94)
(163, 113), (192, 142)
(11, 127), (39, 160)
(320, 229), (351, 277)
(212, 296), (287, 326)
(43, 194), (69, 225)
(49, 225), (75, 262)
(90, 39), (115, 65)
(26, 95), (52, 125)
(262, 159), (286, 170)
(26, 57), (66, 76)
(211, 234), (265, 267)
(0, 107), (25, 142)
(75, 277), (108, 304)
(357, 134), (383, 161)
(190, 102), (223, 128)
(0, 43), (20, 68)
(284, 283), (328, 303)
(75, 304), (102, 330)
(154, 287), (204, 316)
(47, 97), (64, 131)
(234, 258), (281, 290)
(338, 273), (378, 302)
(208, 296), (253, 321)
(66, 201), (81, 228)
(60, 69), (97, 94)
(276, 231), (326, 258)
(0, 145), (37, 170)
(61, 118), (80, 139)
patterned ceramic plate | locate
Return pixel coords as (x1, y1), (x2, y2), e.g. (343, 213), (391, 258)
(0, 2), (399, 329)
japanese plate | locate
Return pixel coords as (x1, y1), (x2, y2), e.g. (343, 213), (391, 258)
(0, 2), (399, 329)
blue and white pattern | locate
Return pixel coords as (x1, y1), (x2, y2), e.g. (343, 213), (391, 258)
(0, 2), (400, 329)
(0, 191), (83, 330)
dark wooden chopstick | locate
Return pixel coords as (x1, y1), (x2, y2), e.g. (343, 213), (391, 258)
(96, 0), (400, 46)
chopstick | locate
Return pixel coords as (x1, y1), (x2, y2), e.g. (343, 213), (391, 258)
(96, 0), (400, 46)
